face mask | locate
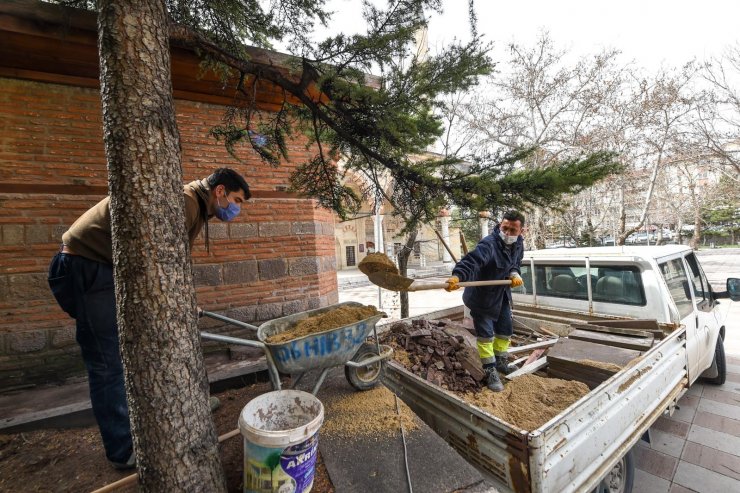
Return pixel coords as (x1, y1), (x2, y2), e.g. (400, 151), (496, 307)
(499, 230), (518, 245)
(214, 194), (240, 222)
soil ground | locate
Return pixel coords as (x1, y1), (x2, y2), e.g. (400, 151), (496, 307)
(0, 381), (334, 492)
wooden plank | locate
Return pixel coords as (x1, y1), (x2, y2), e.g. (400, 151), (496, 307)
(507, 339), (559, 354)
(523, 348), (547, 365)
(588, 319), (660, 330)
(567, 329), (654, 351)
(571, 322), (652, 339)
(506, 358), (548, 380)
(547, 338), (642, 367)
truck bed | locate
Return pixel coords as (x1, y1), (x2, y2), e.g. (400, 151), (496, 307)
(379, 306), (688, 493)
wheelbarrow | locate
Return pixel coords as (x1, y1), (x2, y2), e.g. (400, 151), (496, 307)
(200, 301), (393, 395)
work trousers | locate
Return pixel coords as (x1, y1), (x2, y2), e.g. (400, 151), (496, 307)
(48, 252), (133, 463)
(471, 298), (513, 366)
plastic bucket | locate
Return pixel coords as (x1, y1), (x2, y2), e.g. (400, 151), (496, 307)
(239, 390), (324, 493)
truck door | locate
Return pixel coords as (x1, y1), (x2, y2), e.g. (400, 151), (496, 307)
(658, 257), (701, 382)
(684, 252), (719, 376)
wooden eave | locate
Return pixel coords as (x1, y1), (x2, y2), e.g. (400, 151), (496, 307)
(0, 0), (327, 111)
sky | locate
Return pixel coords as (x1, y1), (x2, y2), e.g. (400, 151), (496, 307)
(323, 0), (740, 70)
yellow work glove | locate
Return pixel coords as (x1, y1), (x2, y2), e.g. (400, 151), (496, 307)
(509, 274), (523, 288)
(445, 276), (460, 292)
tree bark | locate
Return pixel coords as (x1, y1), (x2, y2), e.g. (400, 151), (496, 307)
(98, 1), (225, 490)
(689, 183), (702, 250)
(397, 230), (418, 319)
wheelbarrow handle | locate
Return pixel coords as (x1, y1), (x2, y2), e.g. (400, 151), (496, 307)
(200, 310), (260, 331)
(408, 279), (512, 292)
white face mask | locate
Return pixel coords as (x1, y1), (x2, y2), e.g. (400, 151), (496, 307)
(499, 230), (518, 245)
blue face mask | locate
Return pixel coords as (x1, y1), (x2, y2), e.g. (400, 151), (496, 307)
(214, 194), (240, 222)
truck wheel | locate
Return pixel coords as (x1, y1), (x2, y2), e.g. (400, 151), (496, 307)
(704, 335), (726, 385)
(345, 342), (383, 391)
(593, 448), (634, 493)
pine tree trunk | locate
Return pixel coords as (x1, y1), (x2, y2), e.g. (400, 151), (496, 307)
(98, 1), (225, 490)
(398, 230), (418, 318)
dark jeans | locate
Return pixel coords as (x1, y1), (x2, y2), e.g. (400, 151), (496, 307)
(470, 298), (514, 340)
(48, 252), (133, 463)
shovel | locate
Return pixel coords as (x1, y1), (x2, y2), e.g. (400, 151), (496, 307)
(368, 271), (512, 292)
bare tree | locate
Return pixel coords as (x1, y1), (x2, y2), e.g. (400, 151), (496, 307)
(700, 44), (740, 176)
(460, 33), (625, 248)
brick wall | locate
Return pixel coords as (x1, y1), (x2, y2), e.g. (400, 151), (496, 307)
(0, 77), (339, 390)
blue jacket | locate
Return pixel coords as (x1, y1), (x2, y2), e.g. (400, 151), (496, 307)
(451, 225), (524, 318)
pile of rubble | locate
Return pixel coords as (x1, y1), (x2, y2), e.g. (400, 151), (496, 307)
(380, 319), (485, 393)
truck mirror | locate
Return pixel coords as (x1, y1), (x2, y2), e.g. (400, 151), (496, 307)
(728, 278), (740, 302)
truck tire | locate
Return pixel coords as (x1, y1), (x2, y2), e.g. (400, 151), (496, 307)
(345, 342), (383, 391)
(704, 335), (726, 386)
(593, 448), (634, 493)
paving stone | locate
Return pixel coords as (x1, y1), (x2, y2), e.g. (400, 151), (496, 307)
(692, 410), (740, 438)
(671, 396), (699, 423)
(727, 372), (740, 384)
(687, 424), (740, 457)
(634, 469), (670, 493)
(701, 387), (740, 406)
(718, 380), (740, 395)
(634, 444), (678, 480)
(669, 484), (696, 493)
(681, 441), (740, 481)
(698, 398), (740, 421)
(672, 460), (740, 492)
(727, 363), (740, 375)
(651, 417), (690, 438)
(686, 384), (704, 397)
(648, 429), (687, 458)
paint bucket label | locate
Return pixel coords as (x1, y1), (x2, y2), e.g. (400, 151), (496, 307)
(244, 433), (318, 493)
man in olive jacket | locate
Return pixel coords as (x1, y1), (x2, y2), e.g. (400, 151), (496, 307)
(47, 168), (250, 469)
(446, 210), (525, 392)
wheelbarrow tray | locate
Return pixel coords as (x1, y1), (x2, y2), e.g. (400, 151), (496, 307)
(257, 301), (385, 373)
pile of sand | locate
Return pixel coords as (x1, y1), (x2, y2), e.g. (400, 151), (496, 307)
(322, 386), (419, 439)
(463, 374), (590, 431)
(578, 359), (623, 372)
(357, 252), (398, 276)
(266, 305), (382, 343)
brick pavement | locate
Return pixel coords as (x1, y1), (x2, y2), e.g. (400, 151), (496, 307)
(634, 298), (740, 493)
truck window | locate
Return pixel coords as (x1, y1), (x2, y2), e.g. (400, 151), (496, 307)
(526, 263), (645, 305)
(684, 253), (706, 302)
(591, 265), (645, 305)
(659, 258), (694, 319)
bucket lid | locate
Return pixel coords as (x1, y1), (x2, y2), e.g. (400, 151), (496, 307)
(238, 390), (324, 448)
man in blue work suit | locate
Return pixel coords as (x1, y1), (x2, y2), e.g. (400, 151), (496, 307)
(445, 210), (525, 392)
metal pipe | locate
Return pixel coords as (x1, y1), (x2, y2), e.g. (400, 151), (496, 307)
(344, 345), (394, 368)
(311, 368), (331, 395)
(199, 331), (281, 391)
(201, 310), (260, 331)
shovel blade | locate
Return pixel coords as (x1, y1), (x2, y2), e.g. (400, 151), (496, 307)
(368, 271), (414, 291)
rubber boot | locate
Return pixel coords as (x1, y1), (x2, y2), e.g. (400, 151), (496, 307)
(495, 352), (517, 375)
(484, 366), (504, 392)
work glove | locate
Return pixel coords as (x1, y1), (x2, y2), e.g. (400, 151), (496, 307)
(509, 273), (524, 288)
(445, 276), (460, 292)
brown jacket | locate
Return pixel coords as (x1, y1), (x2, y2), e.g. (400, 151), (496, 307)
(62, 180), (211, 264)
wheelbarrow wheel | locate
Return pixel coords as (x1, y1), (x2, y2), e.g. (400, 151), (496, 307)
(345, 342), (383, 391)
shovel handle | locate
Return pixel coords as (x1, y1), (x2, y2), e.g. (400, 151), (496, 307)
(408, 279), (512, 292)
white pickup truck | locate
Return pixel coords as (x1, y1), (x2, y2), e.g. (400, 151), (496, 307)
(381, 245), (739, 493)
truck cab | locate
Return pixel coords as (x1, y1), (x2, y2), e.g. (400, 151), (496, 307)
(512, 245), (730, 384)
